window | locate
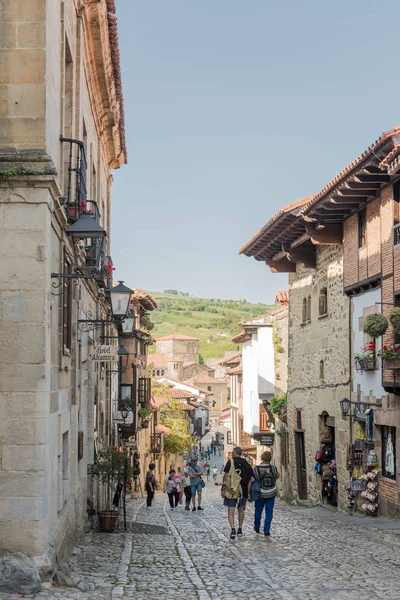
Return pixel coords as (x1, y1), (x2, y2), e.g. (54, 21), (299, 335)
(319, 360), (325, 381)
(161, 370), (164, 376)
(382, 426), (396, 479)
(227, 431), (232, 445)
(119, 385), (132, 410)
(138, 377), (151, 404)
(394, 181), (400, 226)
(296, 409), (302, 430)
(207, 386), (212, 392)
(156, 370), (160, 376)
(306, 296), (311, 322)
(319, 288), (328, 316)
(358, 208), (367, 248)
(302, 298), (307, 324)
(62, 253), (72, 353)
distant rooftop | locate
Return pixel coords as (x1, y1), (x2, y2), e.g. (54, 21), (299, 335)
(156, 334), (200, 342)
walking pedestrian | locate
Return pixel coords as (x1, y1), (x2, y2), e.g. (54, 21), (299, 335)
(212, 465), (218, 481)
(145, 463), (156, 510)
(188, 457), (204, 511)
(206, 464), (211, 480)
(253, 451), (279, 537)
(163, 469), (181, 510)
(213, 446), (217, 456)
(182, 470), (192, 510)
(222, 447), (254, 539)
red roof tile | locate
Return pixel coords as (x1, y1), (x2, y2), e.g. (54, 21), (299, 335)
(219, 352), (242, 366)
(156, 334), (200, 342)
(275, 290), (288, 305)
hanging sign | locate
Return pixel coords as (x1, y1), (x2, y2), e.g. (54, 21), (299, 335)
(89, 345), (118, 361)
(260, 433), (275, 446)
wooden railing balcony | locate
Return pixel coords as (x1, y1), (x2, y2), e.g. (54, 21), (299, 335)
(260, 412), (271, 431)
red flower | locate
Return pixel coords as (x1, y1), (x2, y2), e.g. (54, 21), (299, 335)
(81, 200), (86, 211)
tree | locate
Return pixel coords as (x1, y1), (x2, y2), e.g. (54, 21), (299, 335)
(161, 399), (194, 454)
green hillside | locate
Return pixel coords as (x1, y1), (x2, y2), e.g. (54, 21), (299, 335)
(145, 291), (275, 360)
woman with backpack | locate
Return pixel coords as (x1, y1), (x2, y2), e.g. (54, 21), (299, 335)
(254, 450), (279, 537)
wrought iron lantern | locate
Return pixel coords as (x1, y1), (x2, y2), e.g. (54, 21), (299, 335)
(110, 281), (133, 320)
(120, 405), (132, 423)
(118, 344), (130, 372)
(65, 212), (106, 275)
(120, 313), (136, 335)
(340, 397), (351, 418)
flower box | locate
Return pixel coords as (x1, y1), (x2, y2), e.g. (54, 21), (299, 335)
(355, 358), (377, 372)
(383, 358), (400, 370)
(94, 272), (107, 288)
(66, 204), (78, 223)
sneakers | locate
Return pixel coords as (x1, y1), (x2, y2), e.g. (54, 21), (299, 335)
(197, 506), (204, 511)
(192, 507), (196, 512)
(230, 528), (236, 539)
(254, 527), (260, 533)
(146, 506), (153, 510)
(264, 532), (270, 537)
(185, 505), (190, 511)
(236, 528), (243, 537)
(171, 507), (174, 511)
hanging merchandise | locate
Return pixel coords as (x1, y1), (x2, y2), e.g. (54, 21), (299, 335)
(367, 449), (378, 467)
(385, 432), (395, 477)
(366, 408), (374, 442)
(321, 445), (335, 463)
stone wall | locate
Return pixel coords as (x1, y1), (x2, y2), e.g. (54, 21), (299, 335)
(286, 244), (351, 510)
(156, 339), (199, 364)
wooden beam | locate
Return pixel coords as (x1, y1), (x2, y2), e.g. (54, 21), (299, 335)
(334, 189), (369, 198)
(306, 223), (343, 245)
(290, 232), (310, 250)
(266, 258), (296, 273)
(356, 174), (390, 183)
(282, 244), (316, 268)
(346, 181), (381, 190)
(272, 249), (287, 263)
(329, 197), (363, 207)
(361, 165), (384, 175)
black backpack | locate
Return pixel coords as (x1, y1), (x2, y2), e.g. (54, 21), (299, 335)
(255, 464), (277, 499)
(321, 445), (333, 463)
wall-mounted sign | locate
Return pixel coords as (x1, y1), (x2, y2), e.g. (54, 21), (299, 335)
(89, 345), (118, 361)
(260, 433), (275, 446)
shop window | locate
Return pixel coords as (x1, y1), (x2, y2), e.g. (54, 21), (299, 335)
(382, 426), (396, 479)
(358, 208), (367, 249)
(319, 288), (328, 316)
(62, 253), (72, 354)
(319, 360), (325, 380)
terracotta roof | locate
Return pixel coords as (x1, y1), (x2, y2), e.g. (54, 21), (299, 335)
(275, 290), (288, 305)
(170, 388), (196, 399)
(239, 197), (312, 257)
(188, 401), (210, 411)
(227, 365), (243, 375)
(156, 334), (200, 342)
(231, 331), (251, 344)
(303, 127), (400, 214)
(219, 352), (242, 366)
(379, 144), (400, 170)
(148, 354), (169, 368)
(155, 375), (210, 396)
(132, 291), (158, 311)
(186, 372), (225, 385)
(156, 424), (172, 436)
(106, 1), (127, 164)
(181, 403), (193, 411)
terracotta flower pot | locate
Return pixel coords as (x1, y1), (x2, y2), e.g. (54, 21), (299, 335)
(98, 510), (119, 532)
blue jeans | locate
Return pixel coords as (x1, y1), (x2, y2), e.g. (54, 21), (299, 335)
(254, 496), (275, 533)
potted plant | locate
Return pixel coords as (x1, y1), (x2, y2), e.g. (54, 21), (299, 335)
(66, 202), (78, 222)
(363, 313), (388, 338)
(354, 341), (376, 371)
(389, 308), (400, 335)
(138, 404), (152, 429)
(93, 445), (131, 532)
(378, 345), (400, 370)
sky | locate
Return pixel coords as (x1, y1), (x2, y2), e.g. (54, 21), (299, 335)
(112, 0), (400, 304)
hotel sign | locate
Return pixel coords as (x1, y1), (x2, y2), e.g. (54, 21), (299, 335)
(89, 345), (118, 362)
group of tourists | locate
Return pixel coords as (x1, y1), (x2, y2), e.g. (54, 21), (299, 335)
(144, 446), (279, 539)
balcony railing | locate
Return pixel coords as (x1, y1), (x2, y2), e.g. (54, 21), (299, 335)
(260, 412), (271, 431)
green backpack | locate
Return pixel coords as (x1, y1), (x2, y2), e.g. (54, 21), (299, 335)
(222, 459), (242, 500)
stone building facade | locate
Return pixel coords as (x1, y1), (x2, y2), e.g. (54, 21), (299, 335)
(0, 0), (126, 575)
(240, 127), (400, 518)
(155, 334), (200, 363)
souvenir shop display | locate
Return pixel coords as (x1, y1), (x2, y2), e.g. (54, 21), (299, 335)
(314, 444), (337, 506)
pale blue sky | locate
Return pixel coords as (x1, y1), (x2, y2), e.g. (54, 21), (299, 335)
(112, 0), (400, 303)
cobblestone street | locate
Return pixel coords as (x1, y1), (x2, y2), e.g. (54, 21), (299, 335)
(3, 479), (400, 600)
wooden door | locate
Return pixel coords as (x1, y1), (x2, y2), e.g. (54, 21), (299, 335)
(295, 431), (307, 500)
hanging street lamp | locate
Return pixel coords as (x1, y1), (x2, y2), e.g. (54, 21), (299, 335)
(120, 312), (136, 336)
(109, 281), (134, 320)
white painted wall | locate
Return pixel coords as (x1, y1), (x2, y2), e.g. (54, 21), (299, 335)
(242, 327), (275, 436)
(352, 288), (385, 399)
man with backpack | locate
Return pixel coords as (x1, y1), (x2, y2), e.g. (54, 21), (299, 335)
(222, 447), (254, 539)
(253, 450), (279, 537)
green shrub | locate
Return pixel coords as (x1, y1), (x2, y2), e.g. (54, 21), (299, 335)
(389, 307), (400, 334)
(363, 313), (388, 338)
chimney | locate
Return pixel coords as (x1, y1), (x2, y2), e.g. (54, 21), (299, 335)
(167, 360), (183, 380)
